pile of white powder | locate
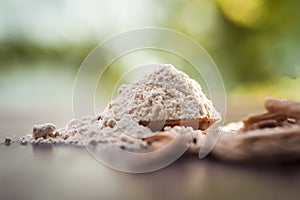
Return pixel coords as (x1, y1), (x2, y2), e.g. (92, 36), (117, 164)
(6, 64), (219, 152)
(101, 64), (217, 122)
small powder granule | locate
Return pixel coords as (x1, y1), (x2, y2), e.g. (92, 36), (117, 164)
(164, 126), (204, 153)
(32, 123), (56, 139)
(4, 137), (11, 145)
(12, 64), (220, 153)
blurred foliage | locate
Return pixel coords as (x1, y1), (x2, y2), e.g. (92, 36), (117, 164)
(156, 0), (300, 87)
(0, 0), (299, 89)
(0, 39), (96, 72)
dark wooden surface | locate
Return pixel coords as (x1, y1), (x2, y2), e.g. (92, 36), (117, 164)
(1, 144), (300, 200)
(1, 103), (300, 200)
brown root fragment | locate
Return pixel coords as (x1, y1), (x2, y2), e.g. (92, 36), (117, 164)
(213, 124), (300, 163)
(212, 97), (300, 163)
(242, 97), (300, 131)
(242, 112), (286, 128)
(265, 97), (300, 120)
(244, 119), (278, 131)
(142, 132), (173, 151)
(139, 118), (218, 132)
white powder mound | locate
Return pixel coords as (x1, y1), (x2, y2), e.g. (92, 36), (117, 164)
(101, 64), (219, 122)
(12, 64), (219, 152)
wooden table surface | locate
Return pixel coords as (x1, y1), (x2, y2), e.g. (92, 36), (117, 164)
(1, 103), (300, 200)
(1, 144), (300, 200)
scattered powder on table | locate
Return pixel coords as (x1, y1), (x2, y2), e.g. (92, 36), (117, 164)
(15, 64), (219, 152)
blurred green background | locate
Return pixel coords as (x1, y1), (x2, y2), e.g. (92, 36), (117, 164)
(1, 0), (300, 134)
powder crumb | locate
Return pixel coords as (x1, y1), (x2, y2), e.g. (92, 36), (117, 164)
(4, 137), (11, 145)
(164, 126), (204, 152)
(164, 126), (202, 143)
(32, 123), (56, 139)
(20, 136), (28, 145)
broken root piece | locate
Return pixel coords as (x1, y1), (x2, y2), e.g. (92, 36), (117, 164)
(213, 125), (300, 163)
(265, 97), (300, 120)
(139, 118), (218, 132)
(242, 97), (300, 131)
(212, 97), (300, 163)
(142, 132), (174, 151)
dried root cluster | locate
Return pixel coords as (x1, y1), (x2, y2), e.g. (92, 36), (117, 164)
(212, 97), (300, 163)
